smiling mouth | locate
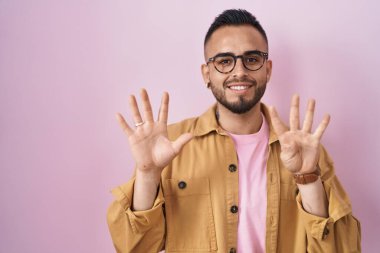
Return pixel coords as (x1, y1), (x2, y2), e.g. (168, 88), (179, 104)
(227, 83), (253, 91)
(228, 85), (251, 90)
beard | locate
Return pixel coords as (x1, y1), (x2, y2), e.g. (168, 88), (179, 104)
(209, 77), (267, 114)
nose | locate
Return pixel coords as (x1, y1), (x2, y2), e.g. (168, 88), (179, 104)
(232, 57), (248, 77)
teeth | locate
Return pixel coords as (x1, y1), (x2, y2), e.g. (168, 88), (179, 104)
(229, 86), (249, 90)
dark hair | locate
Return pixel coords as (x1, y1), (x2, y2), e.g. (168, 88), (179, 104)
(204, 9), (268, 46)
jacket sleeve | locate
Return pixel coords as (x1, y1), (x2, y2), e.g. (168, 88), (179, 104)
(296, 146), (361, 252)
(106, 177), (166, 253)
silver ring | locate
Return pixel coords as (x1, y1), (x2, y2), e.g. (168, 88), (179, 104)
(134, 121), (145, 127)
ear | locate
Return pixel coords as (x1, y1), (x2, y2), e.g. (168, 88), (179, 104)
(201, 64), (211, 88)
(266, 59), (273, 83)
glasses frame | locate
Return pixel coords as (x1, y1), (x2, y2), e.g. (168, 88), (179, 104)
(207, 50), (269, 74)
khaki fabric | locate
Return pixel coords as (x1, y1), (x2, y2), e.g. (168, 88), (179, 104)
(107, 104), (361, 253)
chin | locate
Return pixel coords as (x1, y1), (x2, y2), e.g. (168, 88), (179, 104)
(224, 100), (259, 114)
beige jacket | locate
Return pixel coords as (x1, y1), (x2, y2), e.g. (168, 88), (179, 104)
(107, 104), (361, 253)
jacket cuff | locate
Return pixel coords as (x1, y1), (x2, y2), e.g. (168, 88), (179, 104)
(295, 177), (352, 240)
(110, 178), (165, 234)
(296, 194), (331, 240)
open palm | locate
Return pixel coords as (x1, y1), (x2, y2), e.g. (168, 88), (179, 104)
(268, 95), (330, 174)
(116, 89), (193, 173)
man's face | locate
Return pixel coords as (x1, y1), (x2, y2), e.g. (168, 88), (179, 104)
(202, 25), (272, 114)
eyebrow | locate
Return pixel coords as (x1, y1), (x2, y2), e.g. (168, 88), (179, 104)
(212, 50), (263, 58)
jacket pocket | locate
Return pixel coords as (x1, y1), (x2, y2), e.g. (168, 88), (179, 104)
(163, 177), (217, 252)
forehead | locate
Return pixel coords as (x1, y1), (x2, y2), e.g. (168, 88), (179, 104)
(205, 25), (267, 58)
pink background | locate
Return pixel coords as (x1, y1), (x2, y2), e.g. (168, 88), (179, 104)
(1, 0), (379, 252)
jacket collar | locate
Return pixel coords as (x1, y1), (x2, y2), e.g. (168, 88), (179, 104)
(193, 103), (279, 144)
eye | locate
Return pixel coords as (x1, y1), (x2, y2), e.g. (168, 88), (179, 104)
(247, 57), (257, 62)
(217, 58), (232, 65)
(246, 56), (259, 63)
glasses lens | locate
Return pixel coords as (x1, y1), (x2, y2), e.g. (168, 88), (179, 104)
(213, 55), (235, 73)
(243, 53), (265, 71)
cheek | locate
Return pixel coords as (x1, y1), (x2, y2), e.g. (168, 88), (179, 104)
(251, 71), (268, 84)
(210, 73), (228, 87)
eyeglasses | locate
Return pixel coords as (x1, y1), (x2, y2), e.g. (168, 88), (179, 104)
(207, 50), (269, 74)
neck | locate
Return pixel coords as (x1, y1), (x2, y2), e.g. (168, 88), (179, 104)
(217, 102), (263, 134)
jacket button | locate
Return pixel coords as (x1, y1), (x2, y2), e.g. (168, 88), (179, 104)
(229, 164), (237, 172)
(230, 248), (236, 253)
(178, 181), (187, 189)
(230, 205), (238, 213)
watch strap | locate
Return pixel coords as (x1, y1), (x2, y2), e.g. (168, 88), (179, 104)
(293, 168), (321, 184)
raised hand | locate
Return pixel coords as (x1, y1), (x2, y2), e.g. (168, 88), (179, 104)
(116, 89), (193, 175)
(268, 94), (330, 174)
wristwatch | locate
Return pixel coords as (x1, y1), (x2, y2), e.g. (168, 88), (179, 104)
(293, 167), (321, 184)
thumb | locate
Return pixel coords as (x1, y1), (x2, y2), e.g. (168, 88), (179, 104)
(172, 133), (193, 154)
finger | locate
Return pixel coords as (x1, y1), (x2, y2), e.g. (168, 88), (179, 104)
(290, 94), (300, 131)
(302, 99), (315, 133)
(116, 113), (133, 136)
(158, 92), (169, 123)
(129, 95), (143, 125)
(268, 106), (288, 136)
(172, 133), (193, 154)
(140, 88), (154, 123)
(313, 114), (331, 140)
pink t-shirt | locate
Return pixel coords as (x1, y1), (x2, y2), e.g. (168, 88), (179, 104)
(228, 114), (269, 253)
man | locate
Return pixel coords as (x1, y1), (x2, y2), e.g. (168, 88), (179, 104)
(107, 9), (361, 253)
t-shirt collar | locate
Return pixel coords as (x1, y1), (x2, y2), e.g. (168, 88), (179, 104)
(192, 103), (279, 144)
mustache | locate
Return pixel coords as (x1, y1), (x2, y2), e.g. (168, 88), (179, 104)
(224, 77), (257, 88)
